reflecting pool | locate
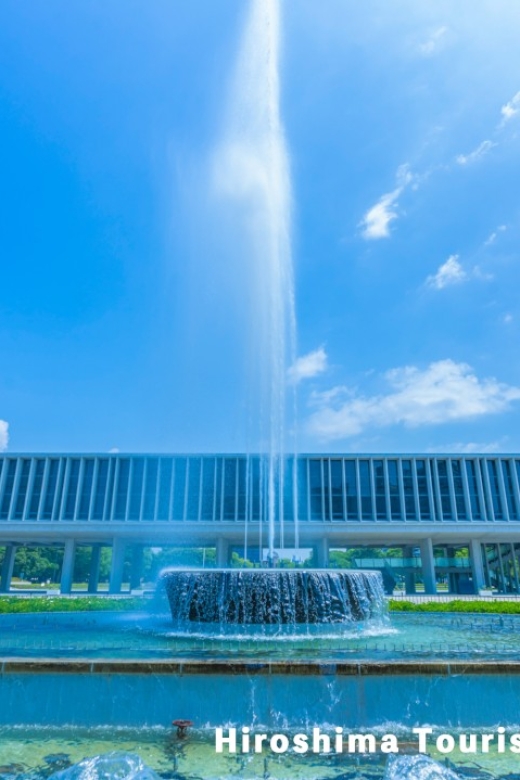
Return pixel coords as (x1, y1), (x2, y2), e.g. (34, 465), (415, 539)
(1, 610), (520, 661)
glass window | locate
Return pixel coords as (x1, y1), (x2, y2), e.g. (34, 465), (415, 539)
(201, 458), (216, 520)
(114, 459), (130, 520)
(237, 458), (247, 521)
(330, 460), (344, 520)
(215, 458), (223, 521)
(451, 460), (467, 520)
(309, 460), (323, 521)
(128, 459), (144, 520)
(186, 458), (201, 520)
(42, 460), (60, 520)
(64, 459), (81, 520)
(416, 460), (432, 520)
(104, 459), (116, 520)
(13, 459), (31, 520)
(487, 460), (503, 519)
(402, 460), (416, 520)
(158, 458), (174, 520)
(373, 460), (386, 520)
(28, 459), (46, 520)
(92, 459), (109, 520)
(344, 461), (358, 519)
(142, 459), (158, 521)
(388, 460), (401, 519)
(436, 460), (452, 519)
(501, 461), (517, 518)
(0, 461), (17, 520)
(78, 460), (95, 520)
(223, 459), (237, 520)
(359, 460), (372, 520)
(465, 460), (482, 519)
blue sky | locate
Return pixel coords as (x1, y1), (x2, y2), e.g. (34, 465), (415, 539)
(1, 0), (520, 455)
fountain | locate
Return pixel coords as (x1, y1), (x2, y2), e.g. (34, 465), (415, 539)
(161, 568), (386, 624)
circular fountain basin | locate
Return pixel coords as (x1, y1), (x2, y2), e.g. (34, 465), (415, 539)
(161, 568), (386, 625)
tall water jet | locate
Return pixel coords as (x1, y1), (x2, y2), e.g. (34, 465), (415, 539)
(214, 0), (297, 558)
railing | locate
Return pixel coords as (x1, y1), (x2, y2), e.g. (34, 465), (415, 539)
(354, 557), (471, 569)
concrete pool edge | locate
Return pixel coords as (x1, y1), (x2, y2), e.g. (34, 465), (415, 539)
(2, 658), (520, 675)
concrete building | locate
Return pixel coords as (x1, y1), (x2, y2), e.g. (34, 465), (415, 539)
(1, 453), (520, 595)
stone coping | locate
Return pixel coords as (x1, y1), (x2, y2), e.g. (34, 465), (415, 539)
(2, 658), (520, 676)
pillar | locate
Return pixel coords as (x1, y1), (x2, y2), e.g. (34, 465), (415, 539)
(315, 537), (329, 568)
(88, 544), (102, 594)
(0, 545), (16, 593)
(130, 545), (144, 590)
(419, 538), (436, 595)
(469, 539), (486, 594)
(109, 538), (126, 594)
(216, 538), (229, 568)
(404, 546), (416, 595)
(60, 539), (76, 594)
(404, 571), (416, 595)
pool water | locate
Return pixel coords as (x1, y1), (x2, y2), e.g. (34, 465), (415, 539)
(1, 611), (520, 661)
(0, 726), (518, 780)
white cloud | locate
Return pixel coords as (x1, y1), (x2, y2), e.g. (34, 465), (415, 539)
(418, 26), (449, 56)
(503, 313), (513, 324)
(425, 255), (493, 290)
(0, 420), (8, 451)
(307, 359), (520, 440)
(425, 255), (466, 289)
(288, 347), (327, 384)
(360, 164), (413, 240)
(500, 91), (520, 125)
(108, 447), (120, 453)
(484, 224), (507, 246)
(456, 139), (496, 166)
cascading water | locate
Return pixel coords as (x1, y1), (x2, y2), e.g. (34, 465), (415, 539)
(161, 569), (386, 625)
(214, 0), (297, 558)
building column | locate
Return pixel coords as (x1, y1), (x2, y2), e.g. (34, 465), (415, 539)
(130, 545), (144, 590)
(88, 544), (102, 594)
(403, 546), (416, 594)
(469, 539), (486, 593)
(404, 571), (416, 595)
(60, 539), (76, 594)
(419, 538), (437, 594)
(0, 545), (17, 593)
(216, 538), (229, 568)
(315, 538), (329, 568)
(109, 538), (126, 594)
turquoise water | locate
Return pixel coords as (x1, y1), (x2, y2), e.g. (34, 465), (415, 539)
(0, 727), (518, 780)
(1, 611), (520, 660)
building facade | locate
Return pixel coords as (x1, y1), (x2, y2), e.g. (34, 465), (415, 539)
(1, 453), (520, 595)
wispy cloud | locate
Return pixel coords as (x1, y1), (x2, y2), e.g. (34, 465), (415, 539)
(0, 420), (8, 451)
(484, 224), (507, 246)
(500, 91), (520, 126)
(425, 254), (493, 290)
(456, 139), (496, 166)
(418, 26), (449, 57)
(288, 347), (327, 384)
(108, 447), (120, 453)
(307, 360), (520, 440)
(360, 164), (413, 240)
(425, 255), (466, 289)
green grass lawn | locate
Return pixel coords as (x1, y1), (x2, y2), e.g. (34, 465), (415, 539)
(389, 599), (520, 614)
(0, 596), (146, 613)
(1, 594), (520, 615)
